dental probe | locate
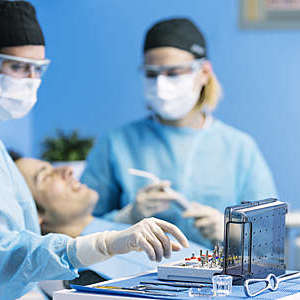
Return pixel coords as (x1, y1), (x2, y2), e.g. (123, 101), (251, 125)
(128, 168), (190, 210)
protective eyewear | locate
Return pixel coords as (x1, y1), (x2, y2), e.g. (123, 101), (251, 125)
(140, 59), (205, 79)
(0, 54), (50, 78)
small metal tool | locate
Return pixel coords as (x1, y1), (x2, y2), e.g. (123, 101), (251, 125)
(244, 272), (300, 297)
(94, 285), (178, 297)
(132, 284), (188, 292)
(213, 250), (216, 266)
(140, 280), (208, 288)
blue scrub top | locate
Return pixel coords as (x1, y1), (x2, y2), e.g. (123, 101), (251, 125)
(0, 140), (77, 300)
(81, 117), (277, 247)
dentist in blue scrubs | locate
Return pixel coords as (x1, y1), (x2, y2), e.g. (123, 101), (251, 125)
(81, 18), (277, 248)
(0, 3), (188, 299)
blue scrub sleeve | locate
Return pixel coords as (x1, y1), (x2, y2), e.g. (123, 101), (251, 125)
(0, 230), (78, 299)
(81, 137), (121, 217)
(238, 139), (277, 203)
(0, 141), (79, 299)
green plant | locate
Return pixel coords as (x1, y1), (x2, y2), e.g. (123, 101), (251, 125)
(41, 129), (94, 162)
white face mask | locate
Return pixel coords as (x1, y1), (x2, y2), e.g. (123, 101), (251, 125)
(144, 72), (201, 120)
(0, 74), (41, 121)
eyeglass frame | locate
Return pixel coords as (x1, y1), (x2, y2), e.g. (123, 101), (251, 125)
(140, 58), (205, 78)
(0, 53), (51, 78)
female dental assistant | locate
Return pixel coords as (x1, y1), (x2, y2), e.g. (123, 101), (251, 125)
(81, 18), (277, 248)
(0, 3), (188, 299)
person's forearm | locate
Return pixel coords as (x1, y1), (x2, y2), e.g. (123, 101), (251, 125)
(0, 230), (78, 299)
(67, 232), (113, 268)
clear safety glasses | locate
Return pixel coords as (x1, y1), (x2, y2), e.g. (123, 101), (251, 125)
(140, 59), (205, 79)
(0, 54), (50, 78)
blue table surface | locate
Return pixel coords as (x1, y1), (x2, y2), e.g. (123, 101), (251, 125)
(76, 271), (300, 300)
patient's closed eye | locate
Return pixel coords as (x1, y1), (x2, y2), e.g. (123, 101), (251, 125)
(35, 165), (54, 185)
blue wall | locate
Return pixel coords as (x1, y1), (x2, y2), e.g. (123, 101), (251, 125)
(22, 0), (300, 209)
(0, 115), (32, 156)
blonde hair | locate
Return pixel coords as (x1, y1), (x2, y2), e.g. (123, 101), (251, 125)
(196, 72), (222, 112)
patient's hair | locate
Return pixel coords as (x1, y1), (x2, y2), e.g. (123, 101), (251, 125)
(8, 149), (23, 162)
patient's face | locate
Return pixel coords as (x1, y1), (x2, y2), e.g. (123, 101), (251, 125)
(16, 158), (98, 224)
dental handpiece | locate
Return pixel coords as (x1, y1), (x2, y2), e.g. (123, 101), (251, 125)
(128, 168), (189, 210)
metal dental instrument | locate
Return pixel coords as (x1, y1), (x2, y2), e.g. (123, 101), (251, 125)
(140, 280), (209, 288)
(128, 168), (190, 210)
(132, 284), (188, 292)
(244, 272), (300, 297)
(94, 285), (178, 297)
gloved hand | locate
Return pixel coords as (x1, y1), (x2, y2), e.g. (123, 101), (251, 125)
(71, 217), (189, 267)
(115, 181), (184, 224)
(183, 202), (224, 244)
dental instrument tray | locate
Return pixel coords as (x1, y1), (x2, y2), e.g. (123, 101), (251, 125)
(157, 199), (287, 284)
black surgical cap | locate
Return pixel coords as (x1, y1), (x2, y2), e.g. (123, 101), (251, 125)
(144, 18), (206, 59)
(0, 1), (45, 48)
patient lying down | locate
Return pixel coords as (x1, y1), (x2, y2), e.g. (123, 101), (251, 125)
(13, 156), (190, 258)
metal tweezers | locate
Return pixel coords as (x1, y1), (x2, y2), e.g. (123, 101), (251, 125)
(244, 271), (300, 297)
(132, 284), (188, 292)
(95, 285), (178, 297)
(140, 280), (208, 288)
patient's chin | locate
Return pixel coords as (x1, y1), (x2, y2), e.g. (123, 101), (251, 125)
(81, 188), (98, 208)
(89, 189), (99, 205)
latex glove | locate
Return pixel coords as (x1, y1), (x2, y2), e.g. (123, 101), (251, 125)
(115, 181), (184, 224)
(183, 202), (224, 244)
(132, 181), (186, 222)
(71, 217), (189, 267)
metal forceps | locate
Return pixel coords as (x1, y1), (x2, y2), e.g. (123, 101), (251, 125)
(244, 272), (300, 297)
(132, 284), (188, 292)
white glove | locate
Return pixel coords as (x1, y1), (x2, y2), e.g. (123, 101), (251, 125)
(183, 202), (224, 244)
(71, 217), (189, 267)
(115, 181), (184, 224)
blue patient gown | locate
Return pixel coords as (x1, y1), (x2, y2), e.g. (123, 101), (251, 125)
(81, 117), (277, 248)
(0, 141), (78, 299)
